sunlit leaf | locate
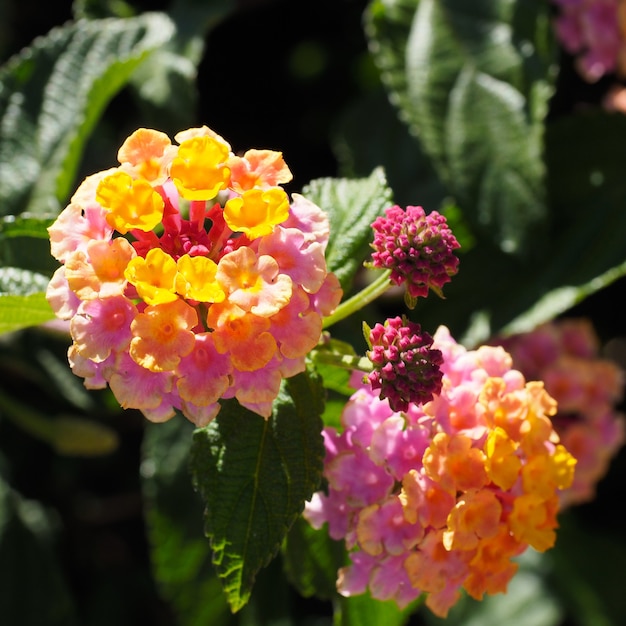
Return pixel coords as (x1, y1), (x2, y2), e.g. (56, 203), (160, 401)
(366, 0), (555, 254)
(0, 12), (176, 217)
(0, 292), (54, 334)
(303, 167), (393, 294)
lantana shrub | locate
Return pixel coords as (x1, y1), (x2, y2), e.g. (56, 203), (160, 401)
(44, 127), (595, 618)
(5, 2), (626, 623)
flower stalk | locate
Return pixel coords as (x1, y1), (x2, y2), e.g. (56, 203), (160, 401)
(322, 269), (392, 329)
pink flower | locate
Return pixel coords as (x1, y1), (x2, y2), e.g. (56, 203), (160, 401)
(493, 318), (625, 507)
(552, 0), (625, 82)
(304, 326), (576, 618)
(47, 126), (341, 424)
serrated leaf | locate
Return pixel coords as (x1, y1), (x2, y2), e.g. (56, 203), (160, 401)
(189, 367), (326, 612)
(333, 91), (446, 211)
(0, 292), (54, 334)
(366, 0), (555, 254)
(0, 12), (176, 217)
(445, 66), (545, 253)
(302, 167), (393, 293)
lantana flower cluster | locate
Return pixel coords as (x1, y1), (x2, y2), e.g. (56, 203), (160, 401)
(552, 0), (626, 82)
(493, 318), (624, 507)
(305, 326), (576, 618)
(46, 126), (342, 424)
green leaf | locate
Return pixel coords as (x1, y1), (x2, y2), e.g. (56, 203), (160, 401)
(366, 0), (555, 254)
(303, 168), (393, 294)
(282, 516), (346, 601)
(332, 91), (446, 211)
(0, 292), (54, 334)
(412, 110), (626, 343)
(189, 367), (326, 612)
(0, 214), (55, 239)
(0, 12), (176, 217)
(0, 471), (77, 625)
(337, 591), (418, 626)
(142, 418), (234, 626)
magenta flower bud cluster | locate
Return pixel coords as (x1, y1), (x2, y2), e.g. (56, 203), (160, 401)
(367, 316), (443, 412)
(370, 205), (460, 301)
(492, 318), (625, 507)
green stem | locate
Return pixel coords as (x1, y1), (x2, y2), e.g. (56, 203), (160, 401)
(323, 269), (392, 329)
(311, 349), (373, 373)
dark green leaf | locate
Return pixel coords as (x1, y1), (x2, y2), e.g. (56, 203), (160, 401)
(142, 418), (234, 626)
(282, 516), (346, 601)
(0, 214), (55, 239)
(0, 471), (77, 625)
(366, 0), (555, 254)
(303, 168), (393, 294)
(0, 12), (175, 217)
(412, 110), (626, 343)
(189, 367), (326, 612)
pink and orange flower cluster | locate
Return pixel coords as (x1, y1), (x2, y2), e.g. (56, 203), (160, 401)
(552, 0), (626, 83)
(494, 318), (624, 507)
(305, 326), (576, 617)
(46, 127), (342, 423)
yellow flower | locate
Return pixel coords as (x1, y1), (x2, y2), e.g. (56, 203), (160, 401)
(170, 135), (231, 200)
(96, 171), (164, 234)
(484, 427), (521, 490)
(223, 187), (290, 239)
(125, 248), (178, 306)
(175, 254), (225, 303)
